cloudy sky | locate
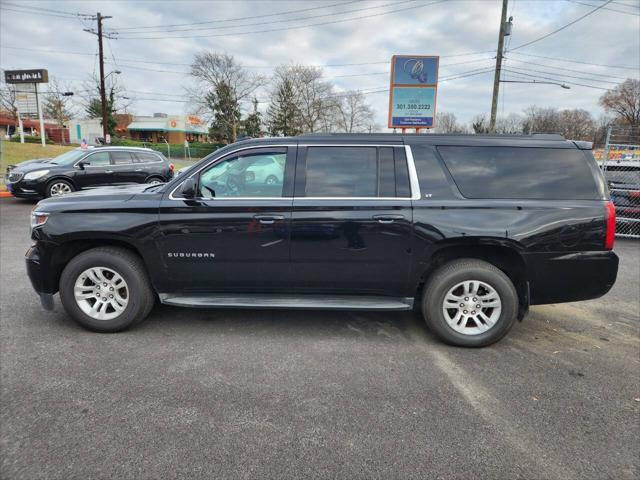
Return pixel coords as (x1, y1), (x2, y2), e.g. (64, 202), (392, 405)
(1, 0), (638, 129)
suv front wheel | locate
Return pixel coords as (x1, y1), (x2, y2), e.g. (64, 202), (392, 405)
(422, 258), (518, 347)
(59, 247), (155, 332)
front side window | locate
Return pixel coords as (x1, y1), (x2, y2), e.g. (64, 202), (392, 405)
(83, 152), (111, 167)
(198, 151), (286, 198)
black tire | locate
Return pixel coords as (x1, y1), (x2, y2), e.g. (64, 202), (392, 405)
(45, 179), (75, 198)
(59, 247), (155, 332)
(422, 258), (518, 347)
(145, 176), (164, 184)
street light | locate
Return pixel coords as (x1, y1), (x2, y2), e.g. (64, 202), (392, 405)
(500, 80), (571, 89)
(104, 70), (121, 80)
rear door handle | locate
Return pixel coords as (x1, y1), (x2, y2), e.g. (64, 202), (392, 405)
(254, 214), (285, 224)
(372, 214), (404, 223)
(135, 168), (143, 172)
(105, 170), (114, 174)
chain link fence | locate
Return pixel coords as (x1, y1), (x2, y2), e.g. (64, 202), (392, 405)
(596, 126), (640, 238)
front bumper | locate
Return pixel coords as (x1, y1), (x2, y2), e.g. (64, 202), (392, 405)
(6, 181), (45, 198)
(25, 244), (55, 310)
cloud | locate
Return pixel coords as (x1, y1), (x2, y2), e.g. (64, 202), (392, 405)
(1, 0), (638, 128)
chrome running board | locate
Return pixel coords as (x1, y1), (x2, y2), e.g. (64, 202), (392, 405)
(159, 293), (414, 311)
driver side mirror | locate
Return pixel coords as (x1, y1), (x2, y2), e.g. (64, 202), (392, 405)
(76, 161), (87, 170)
(180, 177), (197, 198)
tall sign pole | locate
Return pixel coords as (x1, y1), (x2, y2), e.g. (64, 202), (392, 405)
(35, 84), (46, 147)
(489, 0), (508, 133)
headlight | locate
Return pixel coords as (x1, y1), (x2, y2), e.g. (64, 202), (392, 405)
(24, 170), (50, 180)
(30, 211), (49, 230)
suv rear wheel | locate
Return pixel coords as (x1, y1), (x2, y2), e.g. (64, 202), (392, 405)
(422, 258), (518, 347)
(59, 247), (155, 332)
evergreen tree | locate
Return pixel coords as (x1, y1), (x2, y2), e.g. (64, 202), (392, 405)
(267, 78), (300, 136)
(241, 97), (262, 137)
(85, 89), (117, 137)
(208, 82), (241, 143)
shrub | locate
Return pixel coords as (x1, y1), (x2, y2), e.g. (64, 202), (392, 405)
(109, 138), (222, 159)
(10, 135), (55, 145)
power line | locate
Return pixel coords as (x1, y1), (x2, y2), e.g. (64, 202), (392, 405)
(504, 63), (624, 84)
(110, 0), (362, 31)
(566, 0), (640, 15)
(510, 0), (614, 51)
(115, 0), (449, 40)
(506, 58), (632, 81)
(1, 1), (92, 17)
(116, 0), (420, 35)
(510, 51), (639, 71)
(0, 6), (85, 19)
(0, 2), (92, 19)
(503, 68), (610, 90)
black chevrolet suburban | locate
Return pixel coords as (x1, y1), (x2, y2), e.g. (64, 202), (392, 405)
(26, 134), (618, 347)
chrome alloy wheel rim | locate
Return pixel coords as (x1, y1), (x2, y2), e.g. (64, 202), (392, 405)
(74, 267), (129, 320)
(50, 182), (72, 196)
(442, 280), (502, 335)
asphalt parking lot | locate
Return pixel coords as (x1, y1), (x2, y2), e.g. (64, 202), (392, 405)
(1, 198), (638, 480)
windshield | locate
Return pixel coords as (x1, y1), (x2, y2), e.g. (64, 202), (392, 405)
(47, 150), (89, 166)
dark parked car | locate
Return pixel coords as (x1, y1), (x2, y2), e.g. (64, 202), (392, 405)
(26, 134), (618, 347)
(5, 146), (174, 199)
(602, 161), (640, 233)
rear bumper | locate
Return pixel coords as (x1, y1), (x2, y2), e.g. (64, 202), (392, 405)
(526, 251), (618, 305)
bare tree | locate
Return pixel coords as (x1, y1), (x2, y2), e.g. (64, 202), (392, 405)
(434, 112), (466, 133)
(43, 77), (75, 127)
(599, 79), (640, 126)
(188, 52), (265, 140)
(495, 113), (523, 134)
(471, 113), (489, 134)
(0, 72), (18, 121)
(558, 109), (595, 140)
(521, 106), (562, 134)
(335, 91), (375, 133)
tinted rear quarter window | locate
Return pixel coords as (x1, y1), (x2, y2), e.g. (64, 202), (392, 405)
(437, 146), (600, 200)
(410, 144), (455, 199)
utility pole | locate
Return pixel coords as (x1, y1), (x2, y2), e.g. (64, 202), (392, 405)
(84, 12), (113, 143)
(489, 0), (508, 133)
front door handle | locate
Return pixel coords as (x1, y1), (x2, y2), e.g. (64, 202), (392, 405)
(135, 168), (143, 172)
(254, 214), (285, 225)
(372, 214), (404, 224)
(105, 170), (114, 174)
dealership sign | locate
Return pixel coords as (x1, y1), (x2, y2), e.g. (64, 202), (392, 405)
(4, 69), (49, 84)
(388, 56), (438, 129)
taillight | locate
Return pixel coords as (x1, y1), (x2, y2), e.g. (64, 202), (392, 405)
(605, 200), (615, 250)
(169, 163), (175, 171)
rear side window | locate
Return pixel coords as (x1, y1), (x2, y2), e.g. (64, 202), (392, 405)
(303, 146), (410, 198)
(134, 152), (162, 164)
(438, 146), (600, 200)
(111, 151), (134, 165)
